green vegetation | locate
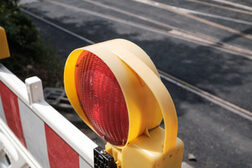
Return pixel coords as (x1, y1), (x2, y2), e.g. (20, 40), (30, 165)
(0, 0), (63, 87)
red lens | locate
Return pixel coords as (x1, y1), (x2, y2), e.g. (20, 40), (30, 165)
(75, 50), (129, 146)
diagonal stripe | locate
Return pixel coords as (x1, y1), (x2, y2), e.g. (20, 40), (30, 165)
(0, 81), (26, 147)
(18, 98), (50, 168)
(45, 124), (79, 168)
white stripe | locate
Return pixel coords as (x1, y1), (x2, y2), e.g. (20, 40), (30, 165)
(0, 97), (7, 123)
(211, 0), (252, 12)
(18, 98), (50, 168)
(159, 72), (252, 121)
(133, 0), (252, 25)
(79, 156), (92, 168)
(166, 3), (252, 25)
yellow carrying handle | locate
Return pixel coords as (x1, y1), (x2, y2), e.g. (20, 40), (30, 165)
(111, 48), (178, 154)
(0, 27), (10, 59)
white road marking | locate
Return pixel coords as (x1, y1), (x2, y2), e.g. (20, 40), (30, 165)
(133, 0), (252, 41)
(34, 0), (252, 60)
(83, 0), (252, 27)
(164, 2), (252, 25)
(188, 0), (252, 15)
(211, 0), (252, 12)
(133, 0), (252, 25)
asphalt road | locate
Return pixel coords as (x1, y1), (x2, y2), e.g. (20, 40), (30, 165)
(20, 0), (252, 167)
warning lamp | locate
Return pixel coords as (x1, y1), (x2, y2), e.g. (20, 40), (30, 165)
(0, 27), (10, 59)
(64, 39), (184, 168)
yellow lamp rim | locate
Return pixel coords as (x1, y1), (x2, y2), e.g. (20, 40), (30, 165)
(64, 39), (178, 153)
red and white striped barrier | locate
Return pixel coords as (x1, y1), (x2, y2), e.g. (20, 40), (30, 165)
(0, 64), (97, 168)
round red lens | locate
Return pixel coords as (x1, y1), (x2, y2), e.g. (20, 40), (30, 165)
(75, 50), (129, 146)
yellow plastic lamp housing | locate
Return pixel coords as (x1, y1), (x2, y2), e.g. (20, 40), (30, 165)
(0, 27), (10, 59)
(64, 39), (183, 168)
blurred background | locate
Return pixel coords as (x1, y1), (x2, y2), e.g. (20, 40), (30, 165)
(1, 0), (252, 167)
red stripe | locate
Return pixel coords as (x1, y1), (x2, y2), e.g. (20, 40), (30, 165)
(45, 124), (79, 168)
(0, 81), (26, 147)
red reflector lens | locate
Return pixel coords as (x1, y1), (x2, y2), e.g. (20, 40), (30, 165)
(75, 51), (129, 146)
